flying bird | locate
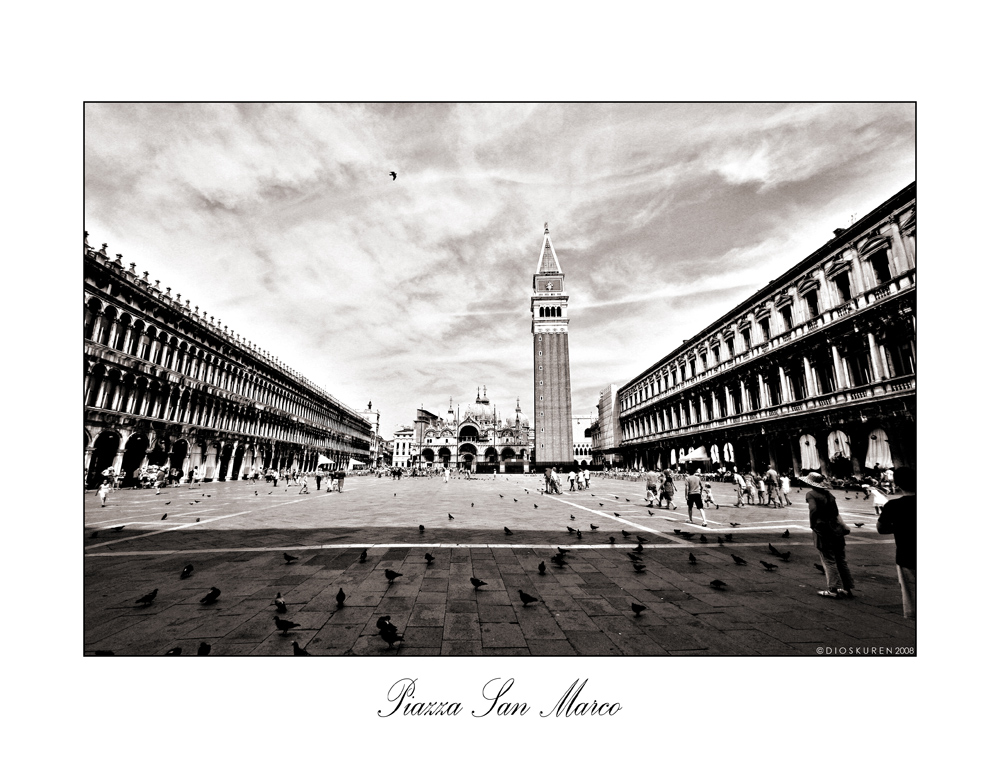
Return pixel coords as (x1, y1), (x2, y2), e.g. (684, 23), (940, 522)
(389, 171), (397, 180)
(274, 616), (300, 636)
(631, 603), (646, 617)
(854, 523), (865, 528)
(761, 561), (777, 571)
(648, 510), (654, 516)
(274, 593), (287, 613)
(336, 588), (346, 608)
(359, 549), (368, 563)
(165, 647), (182, 655)
(197, 642), (211, 655)
(538, 561), (546, 575)
(731, 554), (747, 566)
(504, 527), (513, 535)
(293, 641), (311, 656)
(709, 580), (727, 590)
(470, 577), (487, 590)
(689, 553), (697, 564)
(590, 524), (599, 530)
(136, 589), (158, 606)
(180, 564), (194, 579)
(385, 569), (403, 583)
(283, 553), (299, 564)
(200, 587), (221, 604)
(518, 589), (539, 606)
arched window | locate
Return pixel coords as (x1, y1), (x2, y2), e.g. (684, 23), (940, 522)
(556, 307), (561, 317)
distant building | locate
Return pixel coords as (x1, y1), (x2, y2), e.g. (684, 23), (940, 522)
(415, 389), (533, 473)
(572, 413), (595, 467)
(392, 426), (415, 468)
(613, 182), (915, 477)
(591, 384), (622, 468)
(356, 403), (382, 469)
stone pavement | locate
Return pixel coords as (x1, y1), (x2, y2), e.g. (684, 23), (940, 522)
(84, 474), (915, 655)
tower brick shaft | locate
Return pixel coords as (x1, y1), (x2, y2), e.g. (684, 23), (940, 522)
(530, 223), (573, 468)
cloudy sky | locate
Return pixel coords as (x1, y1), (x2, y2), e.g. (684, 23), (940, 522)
(85, 103), (914, 436)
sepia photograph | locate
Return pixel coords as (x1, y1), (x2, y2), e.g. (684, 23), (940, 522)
(84, 102), (916, 657)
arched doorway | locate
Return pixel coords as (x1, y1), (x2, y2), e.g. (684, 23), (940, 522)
(500, 447), (515, 462)
(217, 443), (234, 480)
(231, 444), (246, 479)
(169, 439), (189, 474)
(421, 448), (435, 466)
(88, 430), (120, 488)
(121, 433), (149, 485)
(147, 438), (168, 467)
(484, 447), (498, 464)
(458, 443), (477, 470)
(438, 447), (451, 468)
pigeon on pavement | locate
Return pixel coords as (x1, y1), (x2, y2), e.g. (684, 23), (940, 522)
(518, 589), (539, 606)
(293, 641), (311, 655)
(622, 530), (631, 538)
(449, 513), (454, 520)
(425, 553), (435, 564)
(359, 549), (367, 563)
(336, 588), (346, 608)
(200, 587), (221, 604)
(283, 553), (299, 564)
(136, 589), (158, 606)
(470, 577), (487, 590)
(161, 514), (167, 520)
(385, 569), (403, 583)
(379, 625), (404, 648)
(165, 647), (182, 655)
(632, 564), (646, 573)
(689, 553), (697, 564)
(730, 522), (741, 527)
(538, 561), (546, 575)
(782, 529), (790, 538)
(274, 593), (287, 613)
(504, 527), (513, 535)
(761, 561), (777, 571)
(274, 616), (300, 635)
(570, 514), (575, 520)
(590, 524), (599, 530)
(614, 512), (620, 517)
(419, 525), (425, 532)
(180, 564), (194, 579)
(699, 535), (708, 543)
(709, 580), (727, 590)
(197, 642), (211, 655)
(731, 554), (747, 566)
(631, 603), (646, 617)
(566, 526), (575, 533)
(608, 536), (616, 543)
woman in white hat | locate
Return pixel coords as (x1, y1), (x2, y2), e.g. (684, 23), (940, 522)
(803, 472), (855, 598)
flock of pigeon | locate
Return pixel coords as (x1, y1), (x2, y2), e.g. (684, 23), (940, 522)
(95, 479), (854, 655)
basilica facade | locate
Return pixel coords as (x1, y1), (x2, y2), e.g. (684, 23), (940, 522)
(84, 236), (372, 487)
(415, 388), (533, 473)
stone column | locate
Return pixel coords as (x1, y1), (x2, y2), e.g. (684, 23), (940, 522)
(868, 332), (887, 383)
(757, 374), (768, 407)
(777, 367), (789, 404)
(888, 221), (912, 272)
(830, 345), (847, 390)
(802, 356), (817, 397)
(111, 434), (127, 475)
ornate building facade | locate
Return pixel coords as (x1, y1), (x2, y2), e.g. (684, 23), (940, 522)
(84, 237), (372, 487)
(612, 182), (916, 478)
(416, 388), (533, 473)
(531, 223), (574, 468)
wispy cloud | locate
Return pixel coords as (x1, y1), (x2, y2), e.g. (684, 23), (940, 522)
(85, 103), (914, 434)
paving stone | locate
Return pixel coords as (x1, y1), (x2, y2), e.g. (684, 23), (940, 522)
(442, 639), (484, 655)
(408, 604), (447, 626)
(402, 626), (443, 648)
(563, 631), (625, 655)
(478, 604), (517, 623)
(481, 647), (531, 655)
(480, 623), (527, 648)
(526, 639), (577, 655)
(443, 612), (481, 640)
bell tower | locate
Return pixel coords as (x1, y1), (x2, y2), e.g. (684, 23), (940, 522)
(530, 223), (574, 469)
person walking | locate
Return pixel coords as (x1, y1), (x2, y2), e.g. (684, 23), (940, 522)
(733, 469), (747, 507)
(685, 468), (708, 526)
(804, 472), (854, 598)
(98, 481), (111, 506)
(877, 467), (916, 619)
(765, 465), (780, 507)
(644, 468), (661, 504)
(660, 471), (676, 509)
(569, 470), (577, 491)
(315, 471), (322, 491)
(703, 483), (719, 509)
(155, 467), (166, 495)
(779, 471), (792, 507)
(336, 469), (345, 492)
(584, 468), (590, 489)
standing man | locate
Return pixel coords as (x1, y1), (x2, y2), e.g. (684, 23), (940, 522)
(685, 468), (709, 527)
(336, 468), (346, 492)
(315, 471), (322, 491)
(877, 467), (916, 619)
(583, 468), (590, 490)
(569, 469), (577, 491)
(804, 472), (855, 598)
(765, 464), (780, 507)
(733, 468), (747, 507)
(544, 467), (553, 494)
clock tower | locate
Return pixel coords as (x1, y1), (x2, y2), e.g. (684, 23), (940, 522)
(531, 223), (574, 469)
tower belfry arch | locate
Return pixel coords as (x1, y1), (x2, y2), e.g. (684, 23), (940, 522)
(530, 223), (574, 469)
